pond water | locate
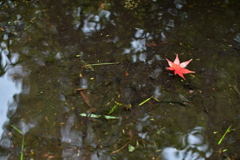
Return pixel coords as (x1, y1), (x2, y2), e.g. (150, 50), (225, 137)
(0, 0), (240, 159)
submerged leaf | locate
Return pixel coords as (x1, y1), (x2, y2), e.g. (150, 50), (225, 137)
(149, 68), (162, 79)
(79, 113), (119, 119)
(179, 94), (189, 102)
(128, 144), (135, 152)
(80, 113), (100, 118)
(79, 90), (92, 107)
(108, 104), (118, 114)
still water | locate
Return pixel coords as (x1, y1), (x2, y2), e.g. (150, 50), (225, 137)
(0, 0), (240, 159)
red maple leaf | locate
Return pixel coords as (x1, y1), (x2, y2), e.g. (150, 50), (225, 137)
(166, 54), (195, 79)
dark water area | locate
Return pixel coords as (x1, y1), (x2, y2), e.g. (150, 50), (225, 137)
(0, 0), (240, 159)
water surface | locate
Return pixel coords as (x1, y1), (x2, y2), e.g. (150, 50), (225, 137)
(0, 0), (240, 159)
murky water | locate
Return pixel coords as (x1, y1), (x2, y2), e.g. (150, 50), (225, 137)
(0, 0), (240, 159)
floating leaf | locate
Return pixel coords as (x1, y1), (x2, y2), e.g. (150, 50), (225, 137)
(11, 124), (22, 134)
(166, 54), (195, 79)
(218, 125), (233, 145)
(11, 125), (24, 160)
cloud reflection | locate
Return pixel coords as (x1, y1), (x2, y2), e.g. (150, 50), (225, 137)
(160, 127), (213, 160)
(61, 115), (83, 159)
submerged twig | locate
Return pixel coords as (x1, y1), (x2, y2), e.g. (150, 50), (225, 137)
(159, 100), (186, 106)
(138, 96), (159, 106)
(139, 97), (152, 106)
(138, 96), (186, 106)
(112, 142), (130, 154)
(82, 62), (119, 68)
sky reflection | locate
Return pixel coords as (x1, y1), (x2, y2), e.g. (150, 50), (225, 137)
(0, 36), (27, 150)
(0, 71), (22, 147)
